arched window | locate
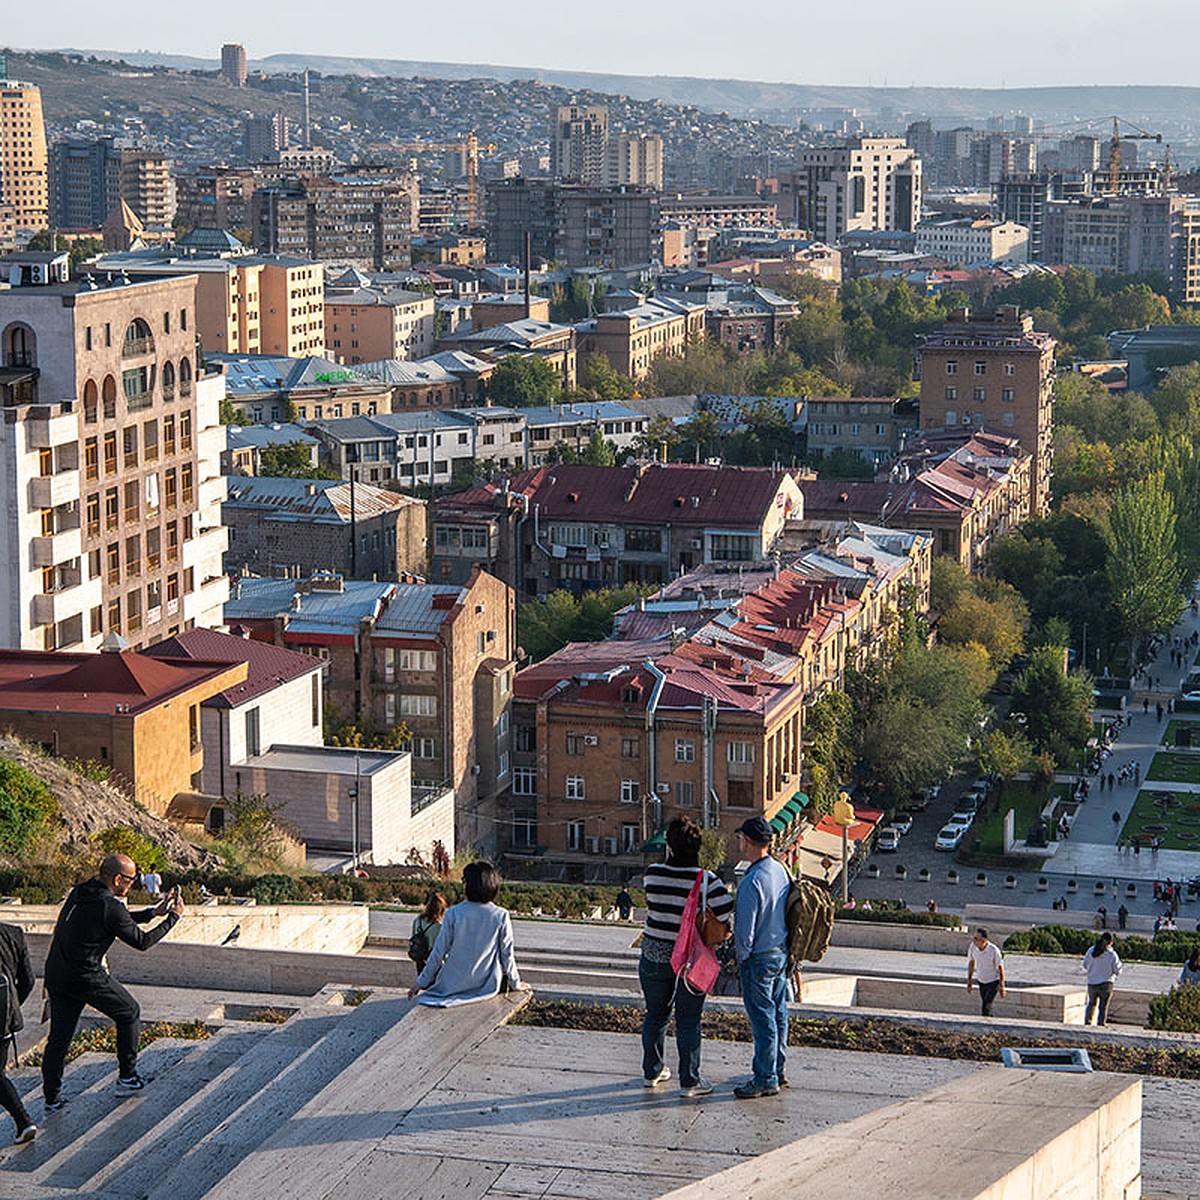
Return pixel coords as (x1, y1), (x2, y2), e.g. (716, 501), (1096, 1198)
(179, 357), (192, 395)
(122, 319), (154, 358)
(102, 375), (118, 418)
(162, 360), (176, 398)
(83, 378), (98, 423)
(2, 323), (36, 368)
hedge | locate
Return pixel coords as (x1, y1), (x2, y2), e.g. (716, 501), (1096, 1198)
(836, 907), (964, 929)
(1003, 923), (1200, 964)
(1148, 985), (1200, 1033)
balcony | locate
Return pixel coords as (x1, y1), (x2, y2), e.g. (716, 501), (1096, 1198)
(121, 336), (155, 359)
(30, 471), (79, 509)
(726, 760), (755, 781)
(26, 408), (77, 449)
(31, 528), (81, 568)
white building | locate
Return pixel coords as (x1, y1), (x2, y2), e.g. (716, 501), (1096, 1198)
(798, 137), (922, 243)
(915, 217), (1030, 265)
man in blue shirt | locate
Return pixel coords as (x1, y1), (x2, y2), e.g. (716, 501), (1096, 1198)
(733, 816), (791, 1098)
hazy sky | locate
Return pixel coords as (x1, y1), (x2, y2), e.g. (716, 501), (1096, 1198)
(9, 0), (1200, 88)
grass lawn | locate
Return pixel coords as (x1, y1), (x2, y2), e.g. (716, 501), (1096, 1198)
(975, 782), (1067, 855)
(1160, 720), (1200, 747)
(1119, 789), (1200, 851)
(1147, 751), (1200, 784)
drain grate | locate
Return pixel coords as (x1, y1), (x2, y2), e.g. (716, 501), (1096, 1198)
(1001, 1047), (1093, 1072)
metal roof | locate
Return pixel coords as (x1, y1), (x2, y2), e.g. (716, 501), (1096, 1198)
(373, 583), (465, 634)
(225, 577), (395, 627)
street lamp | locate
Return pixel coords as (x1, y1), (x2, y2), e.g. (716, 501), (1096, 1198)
(832, 791), (856, 905)
(348, 748), (361, 870)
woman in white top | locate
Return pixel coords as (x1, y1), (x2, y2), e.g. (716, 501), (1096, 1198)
(1082, 931), (1122, 1026)
(408, 861), (527, 1008)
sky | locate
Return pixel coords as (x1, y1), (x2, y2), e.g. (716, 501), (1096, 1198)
(8, 0), (1200, 89)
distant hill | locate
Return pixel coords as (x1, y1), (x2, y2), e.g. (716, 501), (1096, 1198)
(51, 47), (1200, 126)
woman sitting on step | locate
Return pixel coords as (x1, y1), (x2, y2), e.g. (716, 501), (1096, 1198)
(407, 861), (527, 1007)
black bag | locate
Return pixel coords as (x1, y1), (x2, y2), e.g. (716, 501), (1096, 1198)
(407, 921), (430, 965)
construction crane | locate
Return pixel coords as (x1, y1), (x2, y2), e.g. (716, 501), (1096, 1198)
(1106, 117), (1163, 194)
(373, 132), (497, 226)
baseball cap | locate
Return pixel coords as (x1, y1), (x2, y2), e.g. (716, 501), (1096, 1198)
(734, 816), (773, 845)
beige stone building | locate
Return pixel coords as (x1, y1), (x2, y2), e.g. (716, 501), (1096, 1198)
(325, 286), (435, 364)
(120, 149), (175, 229)
(574, 298), (705, 380)
(798, 137), (922, 243)
(258, 256), (325, 357)
(0, 80), (49, 232)
(0, 250), (228, 651)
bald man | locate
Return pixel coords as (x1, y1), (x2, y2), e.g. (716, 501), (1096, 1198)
(41, 854), (184, 1111)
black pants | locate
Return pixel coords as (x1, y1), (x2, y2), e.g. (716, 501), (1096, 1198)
(1086, 982), (1114, 1026)
(0, 1052), (31, 1132)
(977, 979), (1000, 1016)
(42, 976), (140, 1101)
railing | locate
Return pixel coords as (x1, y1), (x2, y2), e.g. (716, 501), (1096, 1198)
(124, 450), (139, 468)
(161, 383), (175, 401)
(412, 782), (453, 817)
(121, 336), (154, 358)
(179, 380), (192, 397)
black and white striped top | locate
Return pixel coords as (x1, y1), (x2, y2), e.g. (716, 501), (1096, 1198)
(642, 863), (734, 944)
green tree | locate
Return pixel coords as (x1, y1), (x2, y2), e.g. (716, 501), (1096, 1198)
(937, 588), (1027, 672)
(584, 428), (616, 466)
(1010, 646), (1093, 767)
(486, 356), (562, 406)
(578, 354), (634, 401)
(518, 584), (647, 663)
(0, 758), (58, 855)
(1104, 473), (1185, 642)
(26, 230), (103, 271)
(1150, 363), (1200, 439)
(646, 336), (745, 396)
(680, 409), (721, 462)
(258, 441), (339, 479)
(977, 729), (1031, 793)
(633, 414), (681, 461)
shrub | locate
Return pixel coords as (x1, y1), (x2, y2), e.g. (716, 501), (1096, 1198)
(1148, 986), (1200, 1032)
(95, 826), (167, 872)
(0, 758), (58, 854)
(1003, 924), (1200, 963)
(250, 874), (302, 905)
(837, 907), (963, 929)
(1006, 928), (1065, 954)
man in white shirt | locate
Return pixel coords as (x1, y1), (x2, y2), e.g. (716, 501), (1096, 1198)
(141, 869), (162, 897)
(966, 927), (1006, 1017)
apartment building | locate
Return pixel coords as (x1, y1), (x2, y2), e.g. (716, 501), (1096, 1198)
(0, 80), (49, 232)
(700, 287), (799, 356)
(50, 137), (122, 229)
(222, 476), (427, 580)
(174, 166), (258, 233)
(438, 317), (577, 388)
(805, 396), (918, 465)
(120, 149), (175, 228)
(918, 305), (1055, 515)
(225, 568), (516, 851)
(552, 105), (609, 184)
(1042, 194), (1180, 278)
(798, 137), (921, 243)
(914, 217), (1029, 265)
(429, 462), (804, 596)
(574, 297), (705, 379)
(0, 250), (228, 652)
(606, 134), (664, 190)
(244, 114), (289, 164)
(221, 43), (248, 87)
(1176, 200), (1200, 305)
(325, 285), (435, 363)
(658, 195), (779, 229)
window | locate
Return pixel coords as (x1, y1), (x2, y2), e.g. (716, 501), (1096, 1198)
(728, 742), (755, 763)
(620, 779), (639, 804)
(399, 694), (437, 717)
(513, 767), (537, 796)
(944, 410), (957, 426)
(566, 733), (585, 755)
(245, 708), (261, 757)
(104, 487), (119, 530)
(125, 535), (141, 577)
(103, 432), (117, 474)
(84, 437), (98, 481)
(413, 736), (437, 759)
(1004, 362), (1015, 376)
(945, 361), (958, 375)
(311, 676), (320, 727)
(498, 750), (510, 778)
(973, 387), (986, 402)
(944, 386), (957, 401)
(516, 725), (536, 753)
(974, 362), (987, 376)
(625, 527), (661, 552)
(674, 738), (695, 762)
(1002, 387), (1015, 403)
(620, 736), (639, 758)
(621, 823), (640, 853)
(512, 817), (536, 850)
(567, 820), (584, 851)
(674, 780), (694, 806)
(709, 534), (757, 562)
(399, 648), (437, 672)
(565, 775), (585, 800)
(1002, 411), (1015, 428)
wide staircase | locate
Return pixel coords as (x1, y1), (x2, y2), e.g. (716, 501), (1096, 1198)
(0, 985), (523, 1200)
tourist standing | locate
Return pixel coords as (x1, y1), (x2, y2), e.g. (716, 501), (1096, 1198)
(0, 921), (36, 1144)
(1082, 932), (1122, 1026)
(966, 928), (1006, 1017)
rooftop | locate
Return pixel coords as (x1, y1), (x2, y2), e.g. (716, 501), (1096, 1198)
(225, 576), (396, 637)
(223, 478), (419, 523)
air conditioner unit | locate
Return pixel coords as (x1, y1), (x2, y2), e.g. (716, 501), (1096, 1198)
(656, 782), (670, 795)
(585, 836), (601, 855)
(604, 836), (619, 856)
(584, 735), (599, 746)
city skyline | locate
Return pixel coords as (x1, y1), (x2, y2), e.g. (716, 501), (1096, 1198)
(7, 0), (1200, 91)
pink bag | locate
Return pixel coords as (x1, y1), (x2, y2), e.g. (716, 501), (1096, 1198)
(671, 872), (721, 994)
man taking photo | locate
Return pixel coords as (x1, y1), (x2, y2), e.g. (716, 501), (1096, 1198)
(41, 854), (184, 1111)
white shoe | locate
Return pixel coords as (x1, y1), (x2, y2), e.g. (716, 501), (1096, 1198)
(643, 1066), (671, 1087)
(13, 1124), (36, 1145)
(680, 1078), (713, 1098)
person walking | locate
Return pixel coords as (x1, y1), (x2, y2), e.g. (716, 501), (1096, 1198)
(616, 886), (634, 922)
(41, 854), (184, 1110)
(966, 927), (1006, 1017)
(732, 816), (791, 1100)
(637, 816), (733, 1098)
(1178, 946), (1200, 987)
(0, 921), (37, 1144)
(407, 892), (446, 975)
(140, 868), (162, 898)
(1082, 932), (1122, 1026)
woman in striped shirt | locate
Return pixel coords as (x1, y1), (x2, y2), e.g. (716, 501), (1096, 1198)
(639, 815), (734, 1098)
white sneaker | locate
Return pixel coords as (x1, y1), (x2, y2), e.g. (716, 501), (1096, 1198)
(14, 1124), (37, 1145)
(643, 1066), (671, 1087)
(680, 1078), (714, 1098)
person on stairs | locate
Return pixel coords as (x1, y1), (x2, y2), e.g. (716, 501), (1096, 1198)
(0, 920), (37, 1144)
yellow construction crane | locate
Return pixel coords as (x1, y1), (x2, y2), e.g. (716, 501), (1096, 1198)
(374, 132), (497, 226)
(1106, 117), (1163, 193)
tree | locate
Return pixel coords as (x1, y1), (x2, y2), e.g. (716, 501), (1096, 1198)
(1104, 473), (1185, 642)
(26, 230), (103, 271)
(584, 428), (616, 466)
(518, 584), (647, 663)
(578, 354), (634, 401)
(646, 336), (745, 396)
(977, 729), (1031, 793)
(633, 414), (681, 461)
(1010, 646), (1093, 768)
(486, 356), (562, 406)
(258, 441), (339, 479)
(680, 409), (721, 462)
(937, 589), (1026, 672)
(1150, 363), (1200, 439)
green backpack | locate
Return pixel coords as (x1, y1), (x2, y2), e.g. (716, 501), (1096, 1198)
(785, 874), (835, 975)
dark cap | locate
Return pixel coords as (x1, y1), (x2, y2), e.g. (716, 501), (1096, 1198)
(734, 816), (773, 845)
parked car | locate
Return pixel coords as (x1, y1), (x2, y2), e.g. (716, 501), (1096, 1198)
(876, 826), (901, 852)
(935, 825), (966, 851)
(891, 814), (913, 836)
(948, 811), (975, 829)
(959, 791), (984, 813)
(901, 791), (929, 812)
(1183, 690), (1200, 702)
(972, 778), (991, 795)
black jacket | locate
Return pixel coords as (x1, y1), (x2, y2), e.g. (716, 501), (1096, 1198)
(44, 878), (179, 988)
(0, 923), (34, 1035)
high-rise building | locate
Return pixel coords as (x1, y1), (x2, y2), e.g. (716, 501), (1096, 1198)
(221, 43), (247, 87)
(50, 137), (122, 229)
(243, 114), (289, 164)
(605, 134), (664, 189)
(797, 137), (921, 243)
(0, 80), (49, 232)
(0, 249), (228, 651)
(552, 105), (610, 184)
(918, 306), (1056, 517)
(119, 149), (175, 228)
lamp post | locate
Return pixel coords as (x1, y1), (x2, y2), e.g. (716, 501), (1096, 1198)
(832, 791), (855, 905)
(349, 748), (361, 869)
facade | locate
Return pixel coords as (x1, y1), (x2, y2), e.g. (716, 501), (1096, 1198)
(1042, 194), (1180, 278)
(223, 423), (319, 475)
(552, 105), (609, 184)
(0, 251), (228, 651)
(1177, 200), (1200, 305)
(50, 137), (122, 229)
(258, 257), (325, 357)
(244, 114), (289, 164)
(606, 134), (664, 190)
(221, 44), (248, 87)
(0, 80), (49, 232)
(805, 396), (918, 465)
(222, 476), (427, 580)
(429, 462), (804, 596)
(658, 195), (778, 229)
(798, 137), (921, 243)
(574, 297), (706, 379)
(994, 174), (1055, 262)
(119, 149), (175, 228)
(174, 166), (258, 233)
(918, 306), (1055, 516)
(914, 217), (1029, 265)
(325, 286), (435, 363)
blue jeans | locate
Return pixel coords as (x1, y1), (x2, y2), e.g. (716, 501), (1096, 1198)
(639, 954), (705, 1087)
(739, 949), (788, 1087)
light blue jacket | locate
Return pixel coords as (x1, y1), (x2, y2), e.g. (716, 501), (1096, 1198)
(414, 900), (521, 1007)
(734, 856), (790, 962)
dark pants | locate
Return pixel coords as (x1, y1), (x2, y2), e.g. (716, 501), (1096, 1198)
(639, 955), (705, 1088)
(1086, 982), (1114, 1026)
(977, 979), (1000, 1016)
(0, 1052), (31, 1132)
(42, 975), (141, 1101)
